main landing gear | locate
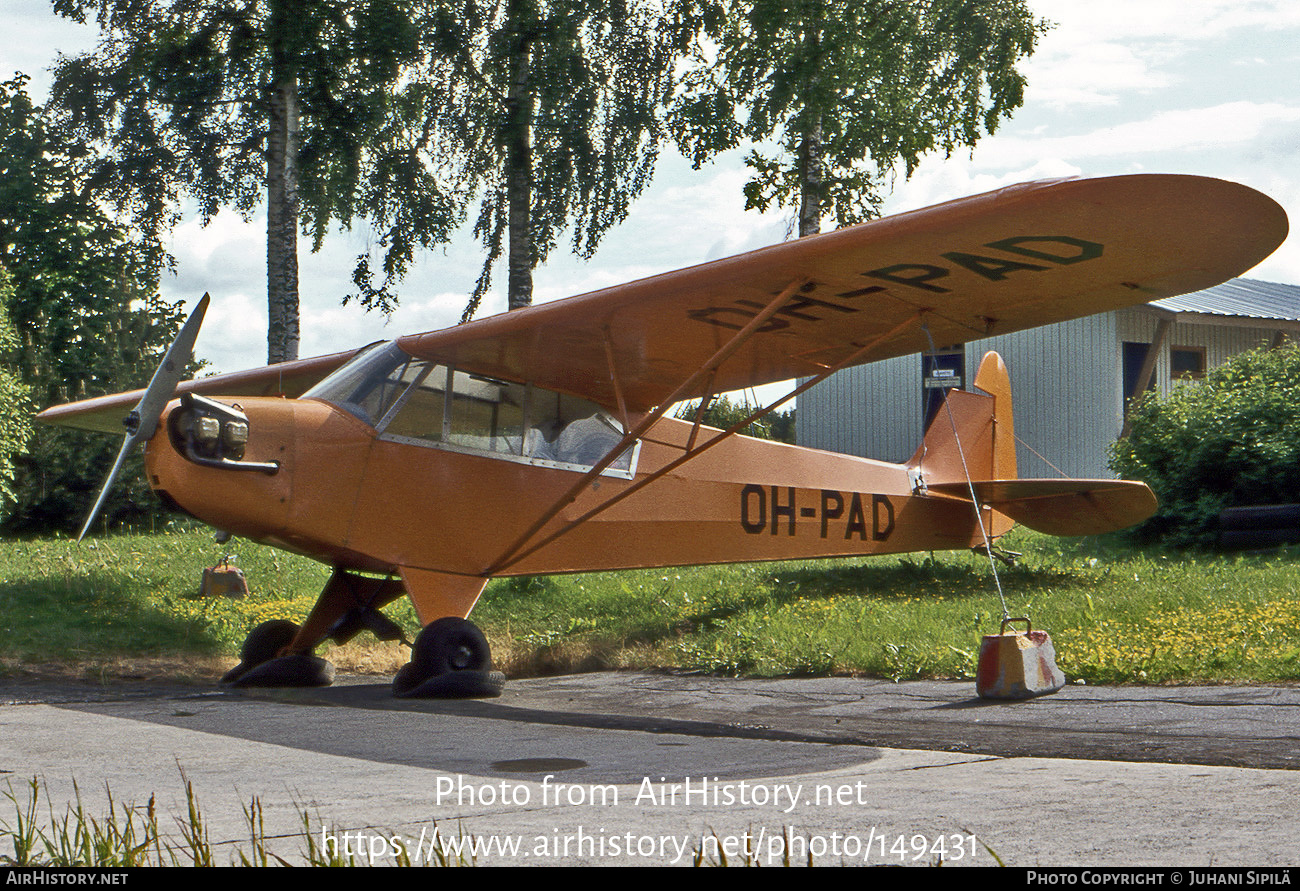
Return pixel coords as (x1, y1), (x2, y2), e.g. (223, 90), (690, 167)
(220, 619), (335, 688)
(220, 569), (503, 698)
(391, 617), (505, 699)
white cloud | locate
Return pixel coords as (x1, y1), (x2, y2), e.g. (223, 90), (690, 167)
(971, 102), (1300, 168)
(1032, 0), (1300, 44)
(1024, 41), (1174, 109)
(191, 291), (265, 375)
(1021, 0), (1300, 110)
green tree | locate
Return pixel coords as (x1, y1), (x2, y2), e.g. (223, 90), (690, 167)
(0, 74), (183, 534)
(673, 395), (795, 443)
(674, 0), (1045, 236)
(0, 268), (34, 516)
(49, 0), (465, 362)
(1110, 345), (1300, 547)
(437, 0), (705, 320)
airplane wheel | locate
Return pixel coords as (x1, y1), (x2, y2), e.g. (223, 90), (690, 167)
(412, 617), (492, 674)
(221, 620), (298, 684)
(230, 654), (335, 688)
(392, 618), (504, 699)
(242, 620), (300, 664)
(221, 620), (336, 688)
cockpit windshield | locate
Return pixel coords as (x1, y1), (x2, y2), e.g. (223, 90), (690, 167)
(302, 341), (638, 477)
(302, 342), (414, 427)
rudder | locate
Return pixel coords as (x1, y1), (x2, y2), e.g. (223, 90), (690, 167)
(908, 351), (1017, 535)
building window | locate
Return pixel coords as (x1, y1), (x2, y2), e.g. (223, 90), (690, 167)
(1170, 346), (1206, 381)
(922, 350), (965, 427)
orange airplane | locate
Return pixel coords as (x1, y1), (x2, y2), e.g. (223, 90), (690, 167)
(38, 174), (1288, 697)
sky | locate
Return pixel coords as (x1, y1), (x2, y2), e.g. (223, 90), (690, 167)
(2, 0), (1299, 375)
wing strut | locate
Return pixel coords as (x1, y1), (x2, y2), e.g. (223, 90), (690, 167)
(484, 310), (927, 576)
(685, 369), (719, 452)
(601, 327), (631, 431)
(483, 278), (812, 576)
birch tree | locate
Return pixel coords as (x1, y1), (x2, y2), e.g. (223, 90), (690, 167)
(50, 0), (465, 362)
(434, 0), (704, 320)
(674, 0), (1046, 237)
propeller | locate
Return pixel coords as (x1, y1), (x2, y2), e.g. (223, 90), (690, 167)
(78, 294), (211, 542)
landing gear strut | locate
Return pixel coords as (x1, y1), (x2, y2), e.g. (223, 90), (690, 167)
(392, 617), (504, 699)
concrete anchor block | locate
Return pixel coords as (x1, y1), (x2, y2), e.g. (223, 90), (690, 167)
(976, 618), (1066, 699)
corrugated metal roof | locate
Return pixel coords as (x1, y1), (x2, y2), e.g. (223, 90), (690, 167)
(1152, 278), (1300, 322)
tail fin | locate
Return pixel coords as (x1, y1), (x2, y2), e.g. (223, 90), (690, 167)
(973, 351), (1017, 483)
(909, 351), (1017, 534)
(911, 350), (1158, 537)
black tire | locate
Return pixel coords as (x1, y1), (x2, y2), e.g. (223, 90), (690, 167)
(230, 654), (335, 688)
(410, 617), (492, 676)
(391, 618), (502, 699)
(393, 667), (505, 699)
(241, 619), (299, 663)
(221, 620), (300, 685)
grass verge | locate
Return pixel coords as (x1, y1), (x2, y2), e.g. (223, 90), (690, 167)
(0, 775), (479, 866)
(2, 525), (1299, 685)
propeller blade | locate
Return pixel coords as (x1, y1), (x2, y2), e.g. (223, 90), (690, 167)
(132, 293), (210, 442)
(77, 432), (137, 542)
(77, 294), (211, 541)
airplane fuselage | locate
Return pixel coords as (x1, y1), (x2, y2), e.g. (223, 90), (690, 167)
(146, 396), (986, 582)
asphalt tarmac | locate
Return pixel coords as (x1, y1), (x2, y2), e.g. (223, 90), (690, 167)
(2, 671), (1299, 866)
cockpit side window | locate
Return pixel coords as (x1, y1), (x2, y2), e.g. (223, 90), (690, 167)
(526, 390), (634, 473)
(446, 371), (527, 454)
(306, 342), (638, 477)
(378, 365), (444, 441)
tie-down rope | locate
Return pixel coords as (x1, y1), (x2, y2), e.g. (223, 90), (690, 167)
(921, 326), (1010, 622)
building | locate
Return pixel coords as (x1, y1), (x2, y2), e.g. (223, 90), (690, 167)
(796, 278), (1300, 479)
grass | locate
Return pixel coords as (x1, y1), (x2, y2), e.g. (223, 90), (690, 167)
(0, 775), (479, 867)
(1, 528), (1280, 867)
(2, 775), (989, 866)
(2, 523), (1300, 685)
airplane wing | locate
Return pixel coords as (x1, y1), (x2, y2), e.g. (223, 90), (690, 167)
(399, 174), (1287, 411)
(36, 174), (1288, 432)
(36, 348), (359, 434)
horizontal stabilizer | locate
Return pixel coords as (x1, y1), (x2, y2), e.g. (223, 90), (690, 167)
(927, 479), (1157, 537)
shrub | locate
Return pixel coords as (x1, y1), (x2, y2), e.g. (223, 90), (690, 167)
(0, 76), (184, 535)
(1109, 344), (1300, 547)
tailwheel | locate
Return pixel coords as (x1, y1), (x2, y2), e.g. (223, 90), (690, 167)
(392, 617), (504, 699)
(221, 619), (335, 688)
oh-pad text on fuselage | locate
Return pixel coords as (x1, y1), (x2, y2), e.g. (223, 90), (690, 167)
(689, 235), (1104, 331)
(741, 485), (895, 541)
